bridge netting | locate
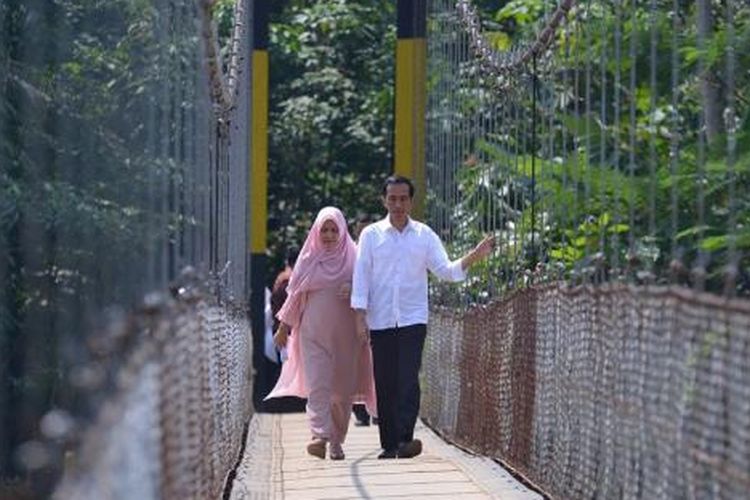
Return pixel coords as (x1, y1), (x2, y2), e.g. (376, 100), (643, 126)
(1, 0), (253, 498)
(422, 0), (750, 499)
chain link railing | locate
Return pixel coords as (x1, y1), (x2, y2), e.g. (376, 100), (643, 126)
(54, 275), (252, 500)
(424, 0), (750, 498)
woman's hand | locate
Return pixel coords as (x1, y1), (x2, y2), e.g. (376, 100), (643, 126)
(338, 281), (352, 299)
(274, 323), (290, 348)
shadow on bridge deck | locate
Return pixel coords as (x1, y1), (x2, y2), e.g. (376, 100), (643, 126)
(229, 413), (542, 499)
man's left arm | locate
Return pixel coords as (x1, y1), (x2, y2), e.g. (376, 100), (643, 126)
(427, 230), (495, 282)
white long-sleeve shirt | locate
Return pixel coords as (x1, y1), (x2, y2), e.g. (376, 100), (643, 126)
(351, 217), (466, 330)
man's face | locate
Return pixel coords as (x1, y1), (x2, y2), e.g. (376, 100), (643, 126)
(382, 183), (412, 225)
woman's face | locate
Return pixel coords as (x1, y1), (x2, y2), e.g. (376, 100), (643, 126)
(319, 219), (340, 250)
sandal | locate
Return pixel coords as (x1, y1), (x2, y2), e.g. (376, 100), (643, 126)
(329, 442), (345, 460)
(306, 437), (327, 459)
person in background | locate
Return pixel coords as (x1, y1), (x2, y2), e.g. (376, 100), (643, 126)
(351, 213), (375, 427)
(351, 175), (495, 459)
(261, 246), (306, 414)
(263, 287), (279, 364)
(266, 247), (299, 370)
(271, 246), (299, 338)
(267, 207), (376, 460)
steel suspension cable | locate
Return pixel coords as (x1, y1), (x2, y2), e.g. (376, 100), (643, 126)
(725, 0), (738, 296)
(612, 0), (624, 278)
(695, 0), (708, 290)
(626, 0), (637, 277)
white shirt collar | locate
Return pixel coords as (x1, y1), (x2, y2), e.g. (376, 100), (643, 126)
(381, 215), (415, 234)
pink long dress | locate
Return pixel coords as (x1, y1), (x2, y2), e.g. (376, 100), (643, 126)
(265, 207), (376, 445)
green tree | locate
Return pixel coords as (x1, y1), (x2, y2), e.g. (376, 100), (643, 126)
(1, 0), (213, 492)
(437, 0), (749, 297)
(267, 0), (396, 272)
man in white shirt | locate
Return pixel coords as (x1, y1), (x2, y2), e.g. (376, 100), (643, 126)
(351, 175), (494, 459)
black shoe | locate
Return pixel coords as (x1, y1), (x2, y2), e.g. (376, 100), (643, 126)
(377, 449), (398, 459)
(397, 439), (422, 459)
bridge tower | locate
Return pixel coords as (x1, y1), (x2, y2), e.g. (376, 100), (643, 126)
(250, 0), (270, 409)
(394, 0), (427, 217)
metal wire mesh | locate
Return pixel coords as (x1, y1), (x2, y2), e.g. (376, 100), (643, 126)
(53, 282), (251, 500)
(428, 0), (750, 294)
(424, 287), (750, 499)
(1, 0), (253, 496)
(423, 1), (750, 498)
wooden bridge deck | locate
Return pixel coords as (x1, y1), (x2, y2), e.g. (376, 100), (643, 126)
(229, 413), (542, 499)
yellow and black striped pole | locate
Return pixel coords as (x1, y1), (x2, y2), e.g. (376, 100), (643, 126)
(250, 0), (269, 409)
(394, 0), (427, 218)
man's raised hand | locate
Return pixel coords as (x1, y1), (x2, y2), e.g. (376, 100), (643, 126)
(474, 234), (496, 259)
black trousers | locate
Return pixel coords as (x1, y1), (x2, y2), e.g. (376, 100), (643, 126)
(370, 324), (427, 451)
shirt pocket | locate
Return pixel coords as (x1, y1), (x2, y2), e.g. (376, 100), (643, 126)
(372, 235), (395, 267)
(403, 240), (428, 278)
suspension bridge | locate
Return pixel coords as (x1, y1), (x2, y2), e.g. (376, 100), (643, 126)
(1, 0), (749, 499)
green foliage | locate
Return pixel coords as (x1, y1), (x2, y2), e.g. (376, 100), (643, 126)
(266, 0), (395, 274)
(1, 0), (176, 300)
(436, 0), (750, 297)
(495, 0), (546, 26)
(1, 0), (215, 484)
(213, 0), (236, 42)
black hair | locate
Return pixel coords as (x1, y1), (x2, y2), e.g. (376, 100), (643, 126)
(285, 246), (300, 267)
(381, 175), (415, 198)
(355, 212), (375, 224)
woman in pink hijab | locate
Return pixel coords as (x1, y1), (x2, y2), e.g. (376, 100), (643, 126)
(266, 206), (376, 460)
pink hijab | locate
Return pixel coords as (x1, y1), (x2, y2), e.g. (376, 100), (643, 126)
(277, 206), (355, 327)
